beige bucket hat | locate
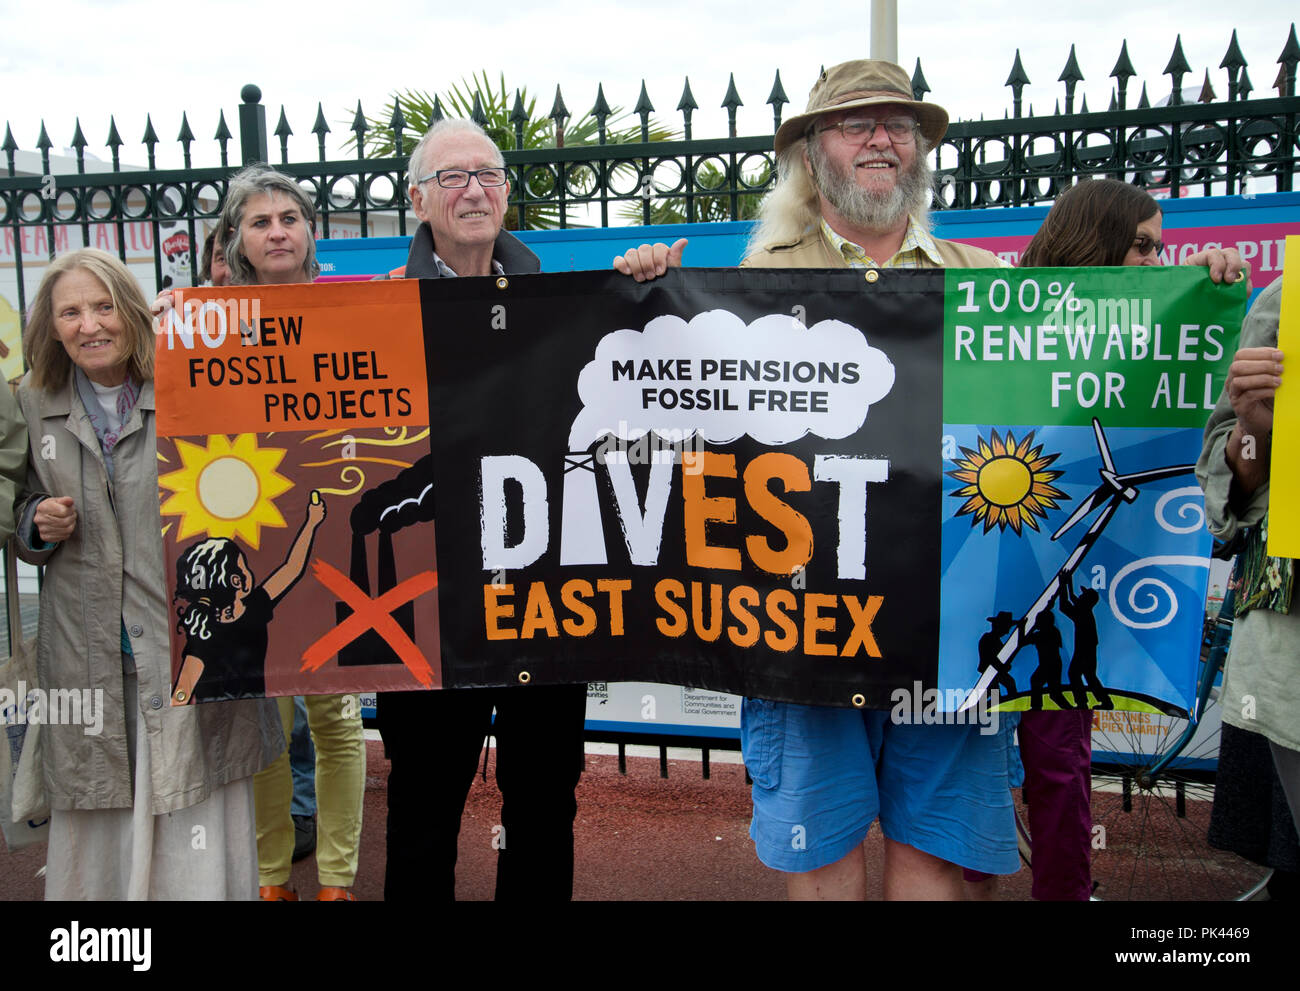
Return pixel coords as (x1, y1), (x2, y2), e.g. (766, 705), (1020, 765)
(774, 59), (949, 155)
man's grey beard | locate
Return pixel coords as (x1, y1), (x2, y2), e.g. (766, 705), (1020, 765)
(807, 139), (933, 232)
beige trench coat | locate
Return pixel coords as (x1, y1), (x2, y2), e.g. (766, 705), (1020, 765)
(16, 373), (283, 814)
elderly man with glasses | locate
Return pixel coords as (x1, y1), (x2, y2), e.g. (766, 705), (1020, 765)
(617, 58), (1246, 901)
(375, 118), (588, 901)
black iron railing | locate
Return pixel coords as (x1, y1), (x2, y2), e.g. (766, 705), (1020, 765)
(3, 27), (1298, 320)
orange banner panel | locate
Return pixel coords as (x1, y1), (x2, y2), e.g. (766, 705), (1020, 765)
(155, 280), (426, 438)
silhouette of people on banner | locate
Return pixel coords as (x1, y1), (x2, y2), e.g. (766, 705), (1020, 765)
(978, 611), (1018, 695)
(1059, 583), (1113, 709)
(1023, 608), (1072, 711)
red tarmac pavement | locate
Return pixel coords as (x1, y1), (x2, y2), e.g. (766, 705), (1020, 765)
(1, 739), (1041, 901)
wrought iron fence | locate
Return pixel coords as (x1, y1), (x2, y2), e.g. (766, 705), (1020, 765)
(2, 27), (1298, 319)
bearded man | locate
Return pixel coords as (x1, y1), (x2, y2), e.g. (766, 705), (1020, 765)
(616, 58), (1246, 900)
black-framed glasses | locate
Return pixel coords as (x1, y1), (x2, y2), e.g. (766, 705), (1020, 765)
(817, 116), (917, 143)
(1132, 235), (1164, 257)
(416, 167), (508, 189)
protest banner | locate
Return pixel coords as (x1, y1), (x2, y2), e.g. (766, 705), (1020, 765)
(157, 267), (1245, 715)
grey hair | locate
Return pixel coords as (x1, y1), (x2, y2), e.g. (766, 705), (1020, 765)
(407, 118), (504, 190)
(220, 163), (319, 285)
(745, 132), (934, 260)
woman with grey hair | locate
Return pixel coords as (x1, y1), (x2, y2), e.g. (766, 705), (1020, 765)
(218, 163), (321, 286)
(208, 164), (365, 901)
(17, 248), (283, 899)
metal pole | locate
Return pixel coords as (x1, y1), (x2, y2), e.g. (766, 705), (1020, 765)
(870, 0), (898, 62)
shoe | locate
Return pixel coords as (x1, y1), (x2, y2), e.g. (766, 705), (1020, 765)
(259, 885), (299, 901)
(292, 813), (317, 863)
(316, 886), (356, 901)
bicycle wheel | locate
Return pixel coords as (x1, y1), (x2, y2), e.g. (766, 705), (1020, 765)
(1085, 692), (1272, 901)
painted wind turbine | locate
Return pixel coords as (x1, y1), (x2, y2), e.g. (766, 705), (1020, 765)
(958, 418), (1196, 711)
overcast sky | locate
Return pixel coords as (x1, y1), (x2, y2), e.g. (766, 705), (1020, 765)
(1, 1), (1294, 169)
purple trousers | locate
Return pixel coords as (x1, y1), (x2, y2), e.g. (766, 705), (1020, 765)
(966, 710), (1093, 900)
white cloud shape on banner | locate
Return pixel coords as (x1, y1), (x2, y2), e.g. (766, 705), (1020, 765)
(567, 309), (895, 450)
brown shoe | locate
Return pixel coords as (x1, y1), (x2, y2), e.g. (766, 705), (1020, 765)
(316, 886), (356, 901)
(259, 885), (299, 901)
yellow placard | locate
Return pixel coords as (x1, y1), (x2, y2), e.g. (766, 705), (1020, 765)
(1267, 236), (1300, 557)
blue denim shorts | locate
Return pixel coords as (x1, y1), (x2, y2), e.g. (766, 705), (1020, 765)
(741, 699), (1019, 874)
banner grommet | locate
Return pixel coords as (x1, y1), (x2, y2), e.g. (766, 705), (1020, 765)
(517, 670), (531, 684)
(496, 277), (509, 290)
(851, 693), (866, 708)
(864, 269), (879, 284)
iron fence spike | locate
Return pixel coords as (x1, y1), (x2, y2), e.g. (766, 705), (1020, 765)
(1164, 34), (1191, 106)
(1198, 70), (1216, 103)
(143, 115), (159, 146)
(311, 104), (329, 135)
(176, 112), (194, 144)
(677, 77), (698, 112)
(1110, 40), (1136, 80)
(911, 60), (931, 99)
(1279, 23), (1299, 97)
(1058, 44), (1084, 83)
(275, 106), (292, 138)
(1164, 34), (1192, 76)
(1080, 93), (1089, 113)
(767, 69), (789, 106)
(389, 101), (407, 132)
(634, 81), (654, 117)
(1220, 29), (1247, 70)
(721, 73), (743, 110)
(592, 83), (611, 120)
(1005, 49), (1030, 88)
(1, 123), (16, 153)
(72, 118), (88, 148)
(1239, 65), (1254, 98)
(431, 96), (445, 123)
(351, 101), (367, 135)
(549, 85), (569, 122)
(106, 116), (122, 148)
(37, 121), (52, 150)
(1137, 82), (1151, 108)
(470, 92), (488, 126)
(509, 90), (529, 126)
(1108, 88), (1117, 111)
(1280, 23), (1300, 64)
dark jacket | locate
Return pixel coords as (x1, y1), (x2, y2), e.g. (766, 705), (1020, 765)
(383, 222), (540, 278)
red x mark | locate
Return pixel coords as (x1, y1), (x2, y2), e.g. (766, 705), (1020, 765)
(302, 559), (439, 687)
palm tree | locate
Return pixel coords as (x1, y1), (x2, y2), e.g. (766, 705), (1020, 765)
(618, 160), (772, 226)
(351, 71), (677, 230)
